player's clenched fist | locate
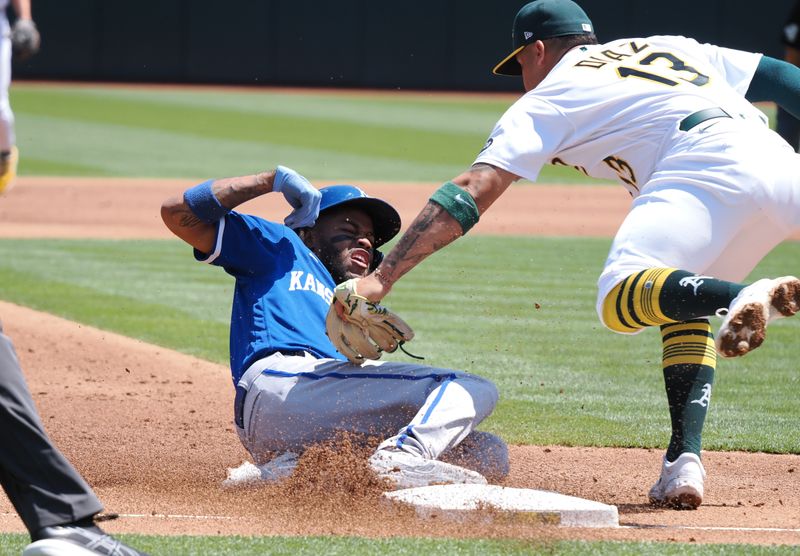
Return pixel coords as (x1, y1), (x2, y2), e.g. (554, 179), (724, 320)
(273, 165), (321, 229)
(326, 278), (414, 364)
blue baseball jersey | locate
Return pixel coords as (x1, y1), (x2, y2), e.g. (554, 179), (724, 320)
(195, 211), (343, 383)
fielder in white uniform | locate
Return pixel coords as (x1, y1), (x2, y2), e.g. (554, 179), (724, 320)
(0, 0), (40, 194)
(161, 168), (509, 489)
(332, 0), (800, 510)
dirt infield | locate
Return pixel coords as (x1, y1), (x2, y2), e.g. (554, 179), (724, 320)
(0, 176), (632, 239)
(0, 177), (798, 546)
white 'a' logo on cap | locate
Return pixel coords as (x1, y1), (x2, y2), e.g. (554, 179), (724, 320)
(524, 31), (533, 40)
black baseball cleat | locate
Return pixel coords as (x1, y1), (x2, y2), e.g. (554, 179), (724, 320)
(23, 521), (149, 556)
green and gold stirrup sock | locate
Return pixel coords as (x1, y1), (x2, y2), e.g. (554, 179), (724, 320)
(660, 319), (715, 460)
(602, 268), (746, 332)
(600, 268), (742, 461)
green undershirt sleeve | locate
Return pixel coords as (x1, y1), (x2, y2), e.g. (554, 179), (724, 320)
(745, 55), (800, 120)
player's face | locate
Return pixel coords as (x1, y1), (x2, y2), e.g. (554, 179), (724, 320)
(308, 207), (376, 283)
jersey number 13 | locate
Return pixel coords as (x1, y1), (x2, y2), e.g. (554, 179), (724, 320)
(618, 52), (709, 87)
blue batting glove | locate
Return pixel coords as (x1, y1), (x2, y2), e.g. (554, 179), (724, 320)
(273, 166), (322, 229)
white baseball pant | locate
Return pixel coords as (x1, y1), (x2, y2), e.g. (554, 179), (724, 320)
(234, 351), (507, 479)
(597, 118), (800, 324)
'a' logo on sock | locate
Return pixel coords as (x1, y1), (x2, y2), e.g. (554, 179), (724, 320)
(679, 275), (713, 295)
(690, 383), (712, 408)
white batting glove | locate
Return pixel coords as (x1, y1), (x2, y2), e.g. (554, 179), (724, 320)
(273, 165), (321, 229)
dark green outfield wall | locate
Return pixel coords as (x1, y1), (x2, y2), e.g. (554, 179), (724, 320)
(12, 0), (796, 91)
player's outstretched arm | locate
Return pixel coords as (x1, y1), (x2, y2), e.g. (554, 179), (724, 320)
(356, 163), (517, 302)
(160, 166), (321, 253)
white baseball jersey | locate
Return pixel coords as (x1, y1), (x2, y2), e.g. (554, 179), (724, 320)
(474, 35), (800, 328)
(475, 35), (765, 197)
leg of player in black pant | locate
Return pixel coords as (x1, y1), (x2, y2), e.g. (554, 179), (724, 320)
(0, 324), (103, 530)
(0, 323), (149, 556)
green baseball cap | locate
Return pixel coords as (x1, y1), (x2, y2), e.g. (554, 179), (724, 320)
(493, 0), (594, 76)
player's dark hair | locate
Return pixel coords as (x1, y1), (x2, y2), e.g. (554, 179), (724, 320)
(544, 33), (598, 54)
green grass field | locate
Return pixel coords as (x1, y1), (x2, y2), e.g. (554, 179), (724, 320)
(3, 533), (798, 556)
(1, 235), (797, 453)
(11, 83), (613, 184)
(1, 83), (794, 554)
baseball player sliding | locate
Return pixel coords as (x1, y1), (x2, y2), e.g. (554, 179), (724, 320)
(160, 168), (509, 488)
(326, 0), (800, 510)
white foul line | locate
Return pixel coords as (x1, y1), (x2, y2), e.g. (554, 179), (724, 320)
(0, 511), (233, 522)
(115, 513), (233, 521)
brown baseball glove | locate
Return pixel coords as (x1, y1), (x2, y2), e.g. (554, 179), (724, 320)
(326, 278), (414, 364)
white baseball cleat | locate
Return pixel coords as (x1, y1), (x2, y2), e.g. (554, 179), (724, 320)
(648, 452), (706, 510)
(369, 448), (487, 489)
(23, 523), (148, 555)
(222, 452), (298, 487)
(715, 276), (800, 358)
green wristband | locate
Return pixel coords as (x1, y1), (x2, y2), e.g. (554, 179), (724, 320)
(429, 181), (480, 234)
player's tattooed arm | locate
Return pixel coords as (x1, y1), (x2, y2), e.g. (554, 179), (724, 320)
(461, 163), (518, 212)
(160, 195), (219, 253)
(160, 171), (277, 253)
(377, 201), (456, 283)
(210, 171), (275, 210)
(360, 163), (518, 301)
